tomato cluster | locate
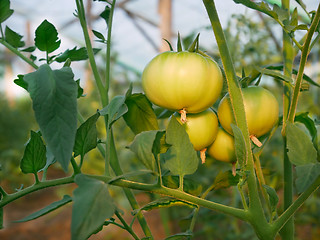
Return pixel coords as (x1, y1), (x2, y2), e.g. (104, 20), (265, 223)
(142, 49), (279, 169)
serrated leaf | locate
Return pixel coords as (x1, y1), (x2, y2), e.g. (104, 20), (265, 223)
(123, 93), (159, 135)
(233, 0), (278, 20)
(285, 121), (317, 166)
(162, 117), (198, 177)
(35, 20), (61, 53)
(55, 47), (101, 63)
(231, 124), (247, 167)
(24, 64), (78, 172)
(5, 26), (25, 48)
(99, 95), (128, 128)
(20, 131), (46, 175)
(14, 195), (72, 222)
(74, 112), (100, 158)
(212, 170), (240, 190)
(13, 74), (28, 91)
(71, 174), (115, 240)
(262, 185), (279, 213)
(0, 0), (14, 23)
(129, 130), (158, 171)
(296, 163), (320, 193)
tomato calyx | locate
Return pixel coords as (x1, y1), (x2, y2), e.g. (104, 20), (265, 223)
(200, 148), (207, 164)
(250, 135), (262, 147)
(179, 108), (187, 123)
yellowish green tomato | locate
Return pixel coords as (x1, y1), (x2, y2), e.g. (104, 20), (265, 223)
(142, 51), (223, 113)
(217, 86), (279, 137)
(175, 109), (218, 151)
(207, 128), (236, 163)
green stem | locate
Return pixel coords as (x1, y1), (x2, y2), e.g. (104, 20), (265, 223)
(105, 0), (116, 103)
(115, 210), (140, 240)
(281, 0), (295, 238)
(91, 175), (248, 221)
(287, 3), (320, 123)
(202, 1), (270, 238)
(0, 176), (74, 208)
(71, 157), (81, 174)
(109, 130), (153, 239)
(75, 0), (108, 107)
(271, 176), (320, 235)
(0, 39), (39, 69)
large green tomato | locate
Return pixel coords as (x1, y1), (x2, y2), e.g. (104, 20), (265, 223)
(175, 109), (218, 151)
(142, 51), (223, 113)
(218, 86), (279, 137)
(207, 128), (236, 163)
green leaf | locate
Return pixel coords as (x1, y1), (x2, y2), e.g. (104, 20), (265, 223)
(13, 74), (28, 91)
(0, 208), (3, 229)
(262, 185), (279, 213)
(21, 46), (36, 52)
(231, 124), (247, 168)
(296, 163), (320, 193)
(14, 195), (72, 222)
(212, 170), (240, 190)
(285, 121), (317, 166)
(5, 26), (25, 48)
(133, 197), (197, 215)
(129, 130), (158, 171)
(233, 0), (279, 20)
(20, 131), (46, 175)
(99, 95), (128, 128)
(165, 231), (193, 240)
(254, 66), (292, 83)
(74, 112), (100, 158)
(55, 47), (100, 63)
(35, 20), (61, 53)
(295, 112), (318, 151)
(92, 30), (105, 41)
(100, 5), (111, 26)
(0, 0), (14, 23)
(75, 79), (84, 98)
(71, 174), (115, 240)
(24, 64), (78, 172)
(162, 175), (202, 196)
(123, 93), (159, 135)
(162, 117), (199, 177)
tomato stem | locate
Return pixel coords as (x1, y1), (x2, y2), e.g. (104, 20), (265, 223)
(250, 135), (262, 147)
(179, 108), (187, 123)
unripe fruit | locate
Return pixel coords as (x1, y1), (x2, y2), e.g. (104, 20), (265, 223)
(175, 109), (219, 151)
(142, 51), (223, 114)
(218, 86), (279, 138)
(207, 128), (236, 163)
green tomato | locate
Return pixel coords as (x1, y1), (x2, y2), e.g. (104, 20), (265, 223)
(207, 128), (236, 163)
(218, 86), (279, 137)
(142, 51), (223, 113)
(175, 109), (218, 151)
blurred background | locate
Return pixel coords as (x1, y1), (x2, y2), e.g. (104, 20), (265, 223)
(0, 0), (319, 239)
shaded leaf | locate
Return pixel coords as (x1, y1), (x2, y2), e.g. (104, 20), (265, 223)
(75, 79), (84, 98)
(212, 170), (240, 190)
(233, 0), (279, 20)
(123, 94), (159, 135)
(296, 163), (320, 193)
(5, 26), (25, 48)
(14, 195), (72, 222)
(162, 118), (198, 177)
(162, 175), (202, 196)
(129, 130), (159, 171)
(285, 121), (317, 166)
(262, 185), (279, 213)
(24, 64), (78, 172)
(92, 30), (105, 41)
(20, 131), (46, 174)
(74, 112), (100, 158)
(72, 175), (115, 240)
(0, 0), (14, 23)
(100, 6), (111, 26)
(35, 20), (61, 53)
(231, 124), (247, 167)
(165, 231), (193, 240)
(295, 112), (318, 151)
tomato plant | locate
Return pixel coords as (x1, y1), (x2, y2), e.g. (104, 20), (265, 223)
(0, 0), (320, 240)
